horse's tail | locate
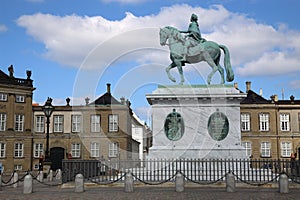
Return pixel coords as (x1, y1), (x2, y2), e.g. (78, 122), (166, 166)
(219, 45), (234, 82)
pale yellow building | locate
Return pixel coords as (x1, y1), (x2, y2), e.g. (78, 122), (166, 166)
(32, 84), (141, 171)
(240, 81), (300, 160)
(0, 66), (35, 172)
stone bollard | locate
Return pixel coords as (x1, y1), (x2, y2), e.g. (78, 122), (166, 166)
(279, 173), (289, 194)
(175, 173), (184, 192)
(13, 172), (18, 188)
(23, 174), (33, 194)
(75, 174), (84, 193)
(37, 171), (44, 182)
(124, 172), (134, 193)
(226, 172), (235, 193)
(55, 169), (62, 180)
(47, 170), (53, 182)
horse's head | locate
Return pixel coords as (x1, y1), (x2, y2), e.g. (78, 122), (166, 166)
(159, 26), (184, 46)
(159, 27), (169, 46)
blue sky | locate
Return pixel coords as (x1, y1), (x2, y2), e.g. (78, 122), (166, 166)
(1, 0), (300, 122)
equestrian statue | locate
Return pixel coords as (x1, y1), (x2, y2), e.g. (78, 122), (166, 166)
(159, 13), (234, 85)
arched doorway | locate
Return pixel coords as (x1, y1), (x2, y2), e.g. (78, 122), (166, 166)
(50, 147), (65, 170)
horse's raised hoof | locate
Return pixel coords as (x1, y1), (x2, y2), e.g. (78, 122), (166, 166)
(170, 78), (176, 82)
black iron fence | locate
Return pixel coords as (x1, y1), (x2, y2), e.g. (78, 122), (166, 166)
(62, 159), (300, 185)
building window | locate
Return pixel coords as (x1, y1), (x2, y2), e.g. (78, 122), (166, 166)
(0, 142), (6, 158)
(90, 142), (100, 158)
(281, 142), (292, 157)
(91, 115), (101, 132)
(14, 143), (24, 158)
(242, 141), (252, 157)
(241, 113), (250, 131)
(14, 165), (23, 171)
(280, 113), (290, 131)
(35, 115), (44, 133)
(72, 115), (81, 133)
(53, 115), (64, 132)
(0, 113), (6, 131)
(261, 142), (271, 157)
(109, 114), (119, 132)
(109, 142), (118, 157)
(34, 143), (44, 158)
(71, 143), (81, 158)
(15, 114), (24, 132)
(16, 95), (25, 103)
(259, 113), (269, 131)
(0, 93), (7, 101)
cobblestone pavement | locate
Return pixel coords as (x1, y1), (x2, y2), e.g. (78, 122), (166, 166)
(1, 182), (300, 200)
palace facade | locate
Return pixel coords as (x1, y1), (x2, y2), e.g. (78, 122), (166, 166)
(0, 66), (35, 171)
(240, 81), (300, 160)
(0, 66), (152, 172)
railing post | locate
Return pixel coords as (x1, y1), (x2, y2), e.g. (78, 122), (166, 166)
(55, 169), (62, 180)
(23, 174), (33, 194)
(226, 172), (235, 192)
(13, 171), (18, 188)
(279, 173), (289, 194)
(37, 171), (44, 182)
(75, 174), (84, 193)
(175, 172), (184, 192)
(47, 169), (53, 182)
(124, 171), (134, 193)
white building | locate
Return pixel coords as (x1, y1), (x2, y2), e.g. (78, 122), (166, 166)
(131, 112), (152, 161)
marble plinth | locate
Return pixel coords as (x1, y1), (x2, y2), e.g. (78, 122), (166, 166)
(146, 84), (247, 159)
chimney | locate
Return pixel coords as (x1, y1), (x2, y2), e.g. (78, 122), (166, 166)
(271, 94), (278, 103)
(85, 97), (90, 105)
(274, 94), (278, 102)
(259, 88), (263, 96)
(234, 82), (238, 89)
(246, 81), (251, 93)
(106, 83), (111, 94)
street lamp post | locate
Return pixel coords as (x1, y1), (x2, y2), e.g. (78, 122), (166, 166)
(42, 97), (54, 165)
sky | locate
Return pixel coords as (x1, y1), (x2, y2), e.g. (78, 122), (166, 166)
(0, 0), (300, 123)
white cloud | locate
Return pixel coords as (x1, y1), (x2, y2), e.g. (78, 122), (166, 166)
(16, 4), (300, 79)
(236, 51), (300, 76)
(0, 24), (8, 33)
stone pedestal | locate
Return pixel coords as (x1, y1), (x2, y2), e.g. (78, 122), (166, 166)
(146, 84), (247, 159)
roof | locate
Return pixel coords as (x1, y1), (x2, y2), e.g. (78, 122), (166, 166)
(275, 100), (300, 105)
(89, 92), (121, 105)
(0, 69), (33, 87)
(89, 83), (122, 105)
(240, 90), (269, 104)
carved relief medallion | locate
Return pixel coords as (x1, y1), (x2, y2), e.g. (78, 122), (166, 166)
(164, 109), (184, 141)
(207, 109), (229, 141)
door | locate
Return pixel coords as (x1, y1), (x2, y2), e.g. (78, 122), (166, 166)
(50, 147), (65, 171)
